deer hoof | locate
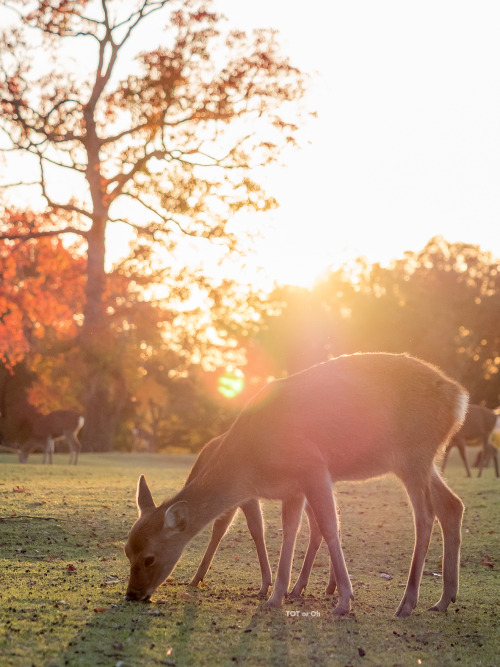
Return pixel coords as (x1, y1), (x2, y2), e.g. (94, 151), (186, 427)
(332, 605), (350, 616)
(257, 584), (271, 598)
(288, 586), (304, 599)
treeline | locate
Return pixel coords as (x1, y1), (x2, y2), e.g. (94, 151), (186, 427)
(1, 235), (499, 453)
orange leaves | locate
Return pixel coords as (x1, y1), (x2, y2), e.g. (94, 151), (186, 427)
(0, 211), (86, 367)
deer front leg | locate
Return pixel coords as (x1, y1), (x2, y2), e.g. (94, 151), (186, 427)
(189, 508), (238, 587)
(240, 499), (272, 597)
(263, 495), (304, 609)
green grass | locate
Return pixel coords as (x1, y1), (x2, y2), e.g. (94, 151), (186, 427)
(0, 450), (498, 666)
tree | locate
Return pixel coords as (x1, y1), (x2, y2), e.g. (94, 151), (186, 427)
(247, 237), (500, 405)
(0, 0), (307, 449)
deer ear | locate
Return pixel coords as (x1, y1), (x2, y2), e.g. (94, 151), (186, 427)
(164, 501), (188, 533)
(136, 475), (156, 516)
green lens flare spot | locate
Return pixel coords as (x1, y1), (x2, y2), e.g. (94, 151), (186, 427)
(217, 372), (244, 399)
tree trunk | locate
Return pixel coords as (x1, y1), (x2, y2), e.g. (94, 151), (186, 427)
(81, 218), (119, 452)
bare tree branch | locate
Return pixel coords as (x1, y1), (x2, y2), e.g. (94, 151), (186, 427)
(0, 226), (88, 241)
(37, 153), (93, 221)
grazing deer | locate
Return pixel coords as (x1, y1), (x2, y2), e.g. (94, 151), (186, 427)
(441, 404), (499, 478)
(185, 434), (336, 598)
(18, 409), (84, 465)
(125, 353), (467, 617)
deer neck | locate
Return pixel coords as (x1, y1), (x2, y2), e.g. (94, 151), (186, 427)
(177, 454), (247, 537)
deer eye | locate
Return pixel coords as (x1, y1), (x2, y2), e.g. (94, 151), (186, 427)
(144, 555), (155, 568)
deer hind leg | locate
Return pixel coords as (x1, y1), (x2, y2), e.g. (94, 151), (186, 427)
(395, 474), (435, 617)
(189, 507), (238, 587)
(304, 473), (352, 616)
(428, 466), (464, 612)
(263, 495), (304, 608)
(240, 499), (272, 597)
(71, 430), (82, 465)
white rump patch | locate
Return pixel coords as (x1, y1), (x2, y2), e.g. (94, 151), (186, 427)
(455, 390), (469, 427)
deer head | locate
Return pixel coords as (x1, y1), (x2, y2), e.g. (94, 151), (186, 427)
(124, 475), (190, 601)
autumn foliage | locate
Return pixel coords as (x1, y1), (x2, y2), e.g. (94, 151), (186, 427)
(0, 210), (85, 368)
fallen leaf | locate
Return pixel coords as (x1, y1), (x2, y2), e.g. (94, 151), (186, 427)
(179, 591), (193, 599)
(67, 564), (77, 572)
(93, 606), (107, 613)
(481, 560), (494, 569)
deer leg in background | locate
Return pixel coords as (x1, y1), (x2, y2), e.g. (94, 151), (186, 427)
(453, 437), (472, 478)
(440, 443), (451, 474)
(263, 495), (304, 608)
(189, 508), (238, 588)
(43, 437), (55, 464)
(240, 499), (272, 597)
(478, 442), (499, 478)
(67, 432), (81, 465)
(491, 445), (499, 477)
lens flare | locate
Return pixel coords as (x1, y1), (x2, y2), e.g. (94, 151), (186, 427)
(217, 370), (245, 399)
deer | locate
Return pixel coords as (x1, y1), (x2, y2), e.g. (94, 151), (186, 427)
(184, 433), (337, 598)
(441, 404), (499, 478)
(17, 409), (84, 465)
(125, 352), (468, 617)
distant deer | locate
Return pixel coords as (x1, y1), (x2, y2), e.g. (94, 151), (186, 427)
(184, 434), (336, 598)
(125, 353), (467, 617)
(441, 404), (499, 478)
(18, 409), (84, 465)
(132, 426), (155, 452)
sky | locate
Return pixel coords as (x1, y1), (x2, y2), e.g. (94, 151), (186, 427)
(212, 0), (500, 287)
(1, 1), (500, 289)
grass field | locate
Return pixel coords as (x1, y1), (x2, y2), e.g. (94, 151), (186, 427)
(0, 450), (498, 667)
